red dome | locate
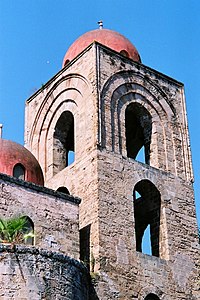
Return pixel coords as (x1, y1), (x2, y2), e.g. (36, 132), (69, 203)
(62, 28), (141, 67)
(0, 139), (44, 186)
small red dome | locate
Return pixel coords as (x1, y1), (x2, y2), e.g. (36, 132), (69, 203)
(0, 139), (44, 186)
(62, 28), (141, 67)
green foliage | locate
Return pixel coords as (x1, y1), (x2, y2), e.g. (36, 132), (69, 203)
(0, 216), (32, 244)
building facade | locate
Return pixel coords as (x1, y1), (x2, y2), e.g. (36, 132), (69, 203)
(0, 27), (199, 299)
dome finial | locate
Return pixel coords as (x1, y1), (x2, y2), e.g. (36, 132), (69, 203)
(98, 20), (103, 29)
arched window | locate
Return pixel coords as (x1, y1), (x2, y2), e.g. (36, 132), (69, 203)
(64, 59), (70, 66)
(120, 50), (129, 58)
(53, 111), (75, 175)
(22, 216), (34, 245)
(57, 186), (70, 195)
(13, 163), (25, 180)
(144, 293), (160, 300)
(133, 180), (161, 257)
(125, 103), (152, 164)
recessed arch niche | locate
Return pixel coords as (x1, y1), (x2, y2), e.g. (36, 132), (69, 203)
(53, 110), (75, 175)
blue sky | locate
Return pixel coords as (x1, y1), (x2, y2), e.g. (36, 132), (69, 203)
(0, 0), (199, 232)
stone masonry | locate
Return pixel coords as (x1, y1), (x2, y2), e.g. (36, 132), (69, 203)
(0, 244), (94, 300)
(0, 173), (80, 258)
(23, 42), (199, 299)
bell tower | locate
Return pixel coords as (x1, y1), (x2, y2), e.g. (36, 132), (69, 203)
(25, 27), (199, 299)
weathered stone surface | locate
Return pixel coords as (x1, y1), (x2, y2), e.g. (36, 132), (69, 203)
(0, 173), (80, 259)
(0, 245), (93, 300)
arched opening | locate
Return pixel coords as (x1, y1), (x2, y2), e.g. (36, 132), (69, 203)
(133, 180), (161, 257)
(120, 50), (129, 58)
(53, 111), (75, 175)
(64, 59), (70, 66)
(125, 103), (152, 164)
(13, 163), (25, 180)
(57, 186), (70, 195)
(144, 293), (160, 300)
(23, 216), (34, 245)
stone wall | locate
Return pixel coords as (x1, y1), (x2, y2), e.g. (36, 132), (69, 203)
(0, 244), (96, 300)
(0, 174), (80, 259)
(22, 42), (199, 299)
(97, 44), (193, 182)
(94, 251), (199, 300)
(93, 150), (200, 299)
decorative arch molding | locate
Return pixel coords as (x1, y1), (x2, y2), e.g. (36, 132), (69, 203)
(99, 71), (184, 174)
(29, 73), (90, 150)
(112, 92), (163, 155)
(100, 70), (176, 120)
(28, 74), (91, 177)
(32, 92), (78, 170)
(99, 71), (175, 147)
(41, 100), (78, 176)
